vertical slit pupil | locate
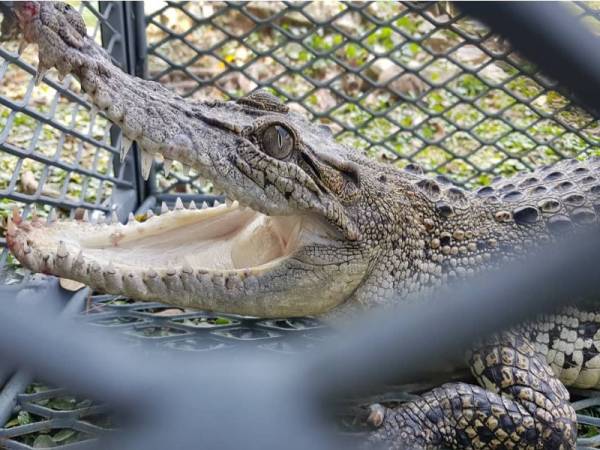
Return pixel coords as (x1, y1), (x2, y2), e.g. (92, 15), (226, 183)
(277, 127), (283, 149)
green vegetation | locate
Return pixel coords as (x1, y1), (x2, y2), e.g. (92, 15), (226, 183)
(143, 1), (600, 192)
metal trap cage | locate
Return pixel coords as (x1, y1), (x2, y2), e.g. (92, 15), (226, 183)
(1, 1), (600, 449)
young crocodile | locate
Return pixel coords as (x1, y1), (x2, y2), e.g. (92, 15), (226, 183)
(6, 2), (600, 448)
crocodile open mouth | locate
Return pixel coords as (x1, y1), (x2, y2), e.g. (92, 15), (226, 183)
(8, 199), (310, 276)
(7, 196), (354, 317)
(85, 201), (303, 272)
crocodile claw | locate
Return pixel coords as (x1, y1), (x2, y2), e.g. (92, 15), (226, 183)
(33, 67), (48, 86)
(17, 38), (29, 55)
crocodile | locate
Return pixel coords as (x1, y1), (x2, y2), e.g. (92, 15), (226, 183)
(5, 2), (600, 448)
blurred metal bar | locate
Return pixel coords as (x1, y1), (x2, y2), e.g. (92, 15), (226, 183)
(0, 289), (340, 450)
(0, 226), (599, 449)
(0, 280), (88, 425)
(461, 2), (600, 114)
(99, 1), (138, 221)
(123, 1), (151, 206)
(0, 371), (32, 428)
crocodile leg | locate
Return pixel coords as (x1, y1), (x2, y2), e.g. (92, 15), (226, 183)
(366, 331), (577, 449)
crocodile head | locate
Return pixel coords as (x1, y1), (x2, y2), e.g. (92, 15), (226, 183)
(5, 2), (423, 318)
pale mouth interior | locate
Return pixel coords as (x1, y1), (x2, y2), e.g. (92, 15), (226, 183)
(75, 203), (304, 272)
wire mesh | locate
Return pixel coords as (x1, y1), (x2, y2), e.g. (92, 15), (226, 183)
(0, 1), (135, 273)
(143, 1), (600, 199)
(0, 3), (138, 446)
(0, 290), (331, 450)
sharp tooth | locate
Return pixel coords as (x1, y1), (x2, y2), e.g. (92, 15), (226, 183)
(34, 68), (48, 86)
(124, 271), (146, 296)
(201, 201), (208, 209)
(30, 205), (38, 221)
(214, 200), (220, 207)
(163, 159), (173, 177)
(48, 208), (57, 224)
(91, 262), (102, 279)
(225, 199), (232, 208)
(42, 252), (53, 269)
(23, 241), (31, 254)
(141, 150), (153, 180)
(189, 200), (197, 210)
(120, 136), (132, 163)
(175, 197), (184, 210)
(105, 264), (124, 292)
(166, 261), (176, 277)
(161, 202), (169, 214)
(183, 165), (191, 177)
(75, 250), (84, 265)
(128, 212), (136, 224)
(232, 200), (239, 208)
(18, 39), (29, 55)
(12, 206), (21, 223)
(82, 210), (89, 222)
(146, 209), (154, 219)
(6, 217), (16, 235)
(145, 269), (158, 280)
(182, 262), (193, 274)
(57, 240), (68, 258)
(111, 211), (119, 224)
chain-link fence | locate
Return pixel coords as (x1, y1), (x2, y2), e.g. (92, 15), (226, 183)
(0, 2), (141, 278)
(3, 1), (600, 449)
(3, 1), (600, 253)
(0, 287), (333, 449)
(143, 1), (600, 200)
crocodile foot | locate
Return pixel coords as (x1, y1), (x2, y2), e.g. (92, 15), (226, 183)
(365, 331), (577, 449)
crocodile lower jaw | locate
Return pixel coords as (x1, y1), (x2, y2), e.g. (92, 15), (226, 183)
(6, 199), (312, 282)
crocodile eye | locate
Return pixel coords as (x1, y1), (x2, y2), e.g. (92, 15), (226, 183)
(261, 125), (294, 160)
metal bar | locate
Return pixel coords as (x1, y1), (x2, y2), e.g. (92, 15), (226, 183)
(0, 227), (599, 449)
(122, 1), (151, 206)
(0, 1), (136, 437)
(0, 371), (32, 428)
(0, 366), (12, 390)
(0, 281), (89, 426)
(460, 2), (600, 116)
(98, 2), (139, 221)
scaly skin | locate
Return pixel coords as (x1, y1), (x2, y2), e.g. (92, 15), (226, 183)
(7, 2), (600, 448)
